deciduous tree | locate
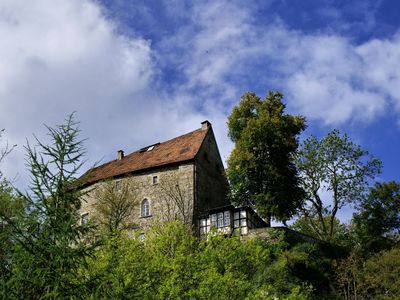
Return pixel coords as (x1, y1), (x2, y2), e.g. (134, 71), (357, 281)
(352, 181), (400, 254)
(296, 130), (381, 241)
(227, 91), (306, 226)
(92, 179), (138, 234)
(158, 175), (193, 226)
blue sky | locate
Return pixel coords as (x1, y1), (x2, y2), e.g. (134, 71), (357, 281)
(1, 0), (399, 221)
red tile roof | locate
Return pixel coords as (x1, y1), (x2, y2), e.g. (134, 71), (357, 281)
(81, 126), (209, 186)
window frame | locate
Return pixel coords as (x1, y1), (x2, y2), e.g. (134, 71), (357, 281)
(115, 179), (122, 191)
(81, 213), (89, 225)
(152, 175), (159, 185)
(233, 209), (248, 235)
(141, 198), (150, 217)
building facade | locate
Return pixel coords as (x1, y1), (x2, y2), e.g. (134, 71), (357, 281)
(79, 121), (230, 235)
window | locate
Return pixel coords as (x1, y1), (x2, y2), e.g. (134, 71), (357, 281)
(152, 175), (159, 185)
(81, 213), (89, 225)
(210, 211), (231, 229)
(217, 212), (224, 227)
(115, 180), (121, 191)
(233, 209), (248, 235)
(223, 211), (230, 226)
(199, 218), (210, 236)
(211, 214), (217, 227)
(139, 143), (160, 152)
(141, 199), (150, 217)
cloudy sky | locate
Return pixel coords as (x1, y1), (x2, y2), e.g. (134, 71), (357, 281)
(1, 0), (399, 219)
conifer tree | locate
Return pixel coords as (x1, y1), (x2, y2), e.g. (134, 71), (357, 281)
(4, 114), (94, 299)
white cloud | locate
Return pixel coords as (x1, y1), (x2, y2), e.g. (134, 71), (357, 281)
(356, 34), (400, 109)
(2, 0), (400, 190)
(158, 0), (400, 128)
(279, 32), (394, 125)
(0, 0), (154, 187)
(0, 0), (229, 189)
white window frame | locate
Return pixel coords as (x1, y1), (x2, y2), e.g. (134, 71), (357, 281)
(115, 179), (122, 191)
(141, 199), (150, 217)
(81, 213), (89, 225)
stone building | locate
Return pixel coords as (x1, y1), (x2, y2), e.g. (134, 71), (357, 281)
(79, 120), (268, 237)
(79, 121), (230, 234)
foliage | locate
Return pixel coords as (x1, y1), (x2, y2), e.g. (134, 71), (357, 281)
(336, 248), (364, 300)
(291, 215), (350, 247)
(336, 247), (400, 300)
(0, 184), (26, 289)
(2, 108), (400, 299)
(158, 175), (194, 225)
(1, 114), (95, 299)
(0, 130), (22, 293)
(84, 222), (323, 299)
(91, 179), (138, 234)
(362, 247), (400, 299)
(227, 91), (306, 225)
(296, 129), (381, 241)
(352, 181), (400, 254)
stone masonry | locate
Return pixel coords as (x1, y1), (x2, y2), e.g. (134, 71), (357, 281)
(78, 121), (229, 235)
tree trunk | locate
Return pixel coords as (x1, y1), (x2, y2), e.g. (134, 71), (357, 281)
(265, 212), (271, 227)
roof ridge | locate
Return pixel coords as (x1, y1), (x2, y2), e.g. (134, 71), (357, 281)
(80, 125), (210, 186)
(125, 127), (203, 158)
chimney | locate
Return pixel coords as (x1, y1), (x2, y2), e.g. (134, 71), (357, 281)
(201, 120), (211, 130)
(117, 150), (124, 160)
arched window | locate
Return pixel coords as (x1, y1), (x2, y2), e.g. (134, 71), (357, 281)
(141, 199), (150, 217)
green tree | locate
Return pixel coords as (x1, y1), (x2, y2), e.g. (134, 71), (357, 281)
(296, 130), (381, 241)
(85, 221), (316, 299)
(336, 248), (364, 300)
(0, 129), (20, 292)
(4, 114), (94, 299)
(227, 91), (306, 226)
(0, 183), (26, 295)
(336, 247), (400, 300)
(291, 215), (350, 246)
(352, 181), (400, 254)
(362, 247), (400, 299)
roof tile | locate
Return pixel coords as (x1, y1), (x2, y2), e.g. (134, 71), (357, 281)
(81, 127), (209, 185)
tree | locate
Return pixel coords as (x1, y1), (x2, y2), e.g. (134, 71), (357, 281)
(352, 181), (400, 254)
(158, 175), (193, 226)
(227, 91), (306, 226)
(336, 247), (400, 300)
(361, 247), (400, 299)
(336, 248), (364, 300)
(0, 129), (20, 289)
(291, 215), (349, 246)
(0, 183), (26, 292)
(85, 221), (316, 299)
(92, 179), (138, 234)
(3, 114), (94, 299)
(296, 130), (381, 241)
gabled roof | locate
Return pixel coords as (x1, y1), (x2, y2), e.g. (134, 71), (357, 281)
(80, 125), (210, 186)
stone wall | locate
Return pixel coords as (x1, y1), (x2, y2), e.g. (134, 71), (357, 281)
(79, 126), (229, 235)
(194, 128), (229, 218)
(79, 162), (195, 233)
